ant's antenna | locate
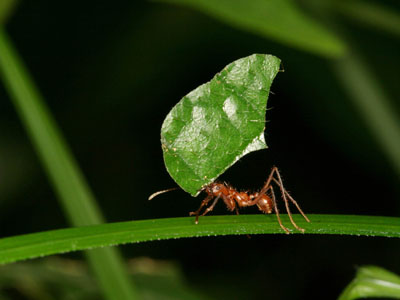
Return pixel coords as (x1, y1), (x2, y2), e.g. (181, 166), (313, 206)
(148, 187), (179, 200)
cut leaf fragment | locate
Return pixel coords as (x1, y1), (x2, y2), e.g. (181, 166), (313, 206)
(161, 54), (281, 196)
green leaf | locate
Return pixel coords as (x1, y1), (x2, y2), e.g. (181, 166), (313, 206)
(338, 265), (400, 300)
(158, 0), (346, 57)
(1, 214), (400, 265)
(161, 54), (280, 196)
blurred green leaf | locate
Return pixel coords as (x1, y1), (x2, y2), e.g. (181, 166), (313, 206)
(161, 54), (280, 196)
(1, 214), (400, 265)
(338, 265), (400, 300)
(334, 0), (400, 37)
(159, 0), (346, 57)
(0, 0), (17, 24)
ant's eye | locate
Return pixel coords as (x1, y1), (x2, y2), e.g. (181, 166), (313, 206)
(213, 185), (221, 192)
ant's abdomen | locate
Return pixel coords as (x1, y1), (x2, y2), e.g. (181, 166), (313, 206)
(256, 195), (273, 214)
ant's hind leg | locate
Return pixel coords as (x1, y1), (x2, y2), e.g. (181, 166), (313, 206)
(248, 165), (281, 206)
(269, 186), (290, 234)
(272, 178), (310, 223)
(272, 169), (306, 232)
(189, 193), (214, 224)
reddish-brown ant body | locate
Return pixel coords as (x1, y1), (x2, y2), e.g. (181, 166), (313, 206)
(149, 166), (310, 234)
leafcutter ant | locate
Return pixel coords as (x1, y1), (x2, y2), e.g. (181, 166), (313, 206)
(149, 166), (310, 234)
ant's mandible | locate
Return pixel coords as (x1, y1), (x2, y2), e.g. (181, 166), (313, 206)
(149, 166), (310, 234)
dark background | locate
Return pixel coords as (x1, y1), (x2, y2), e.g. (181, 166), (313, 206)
(1, 1), (399, 299)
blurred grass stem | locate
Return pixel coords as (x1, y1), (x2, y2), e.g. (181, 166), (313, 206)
(332, 52), (400, 180)
(334, 0), (400, 37)
(0, 27), (137, 300)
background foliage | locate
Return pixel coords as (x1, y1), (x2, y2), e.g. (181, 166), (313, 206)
(0, 0), (400, 299)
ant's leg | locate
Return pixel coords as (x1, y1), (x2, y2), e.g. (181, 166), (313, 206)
(247, 167), (277, 206)
(269, 186), (290, 234)
(272, 178), (310, 223)
(257, 167), (277, 199)
(189, 193), (214, 224)
(272, 167), (305, 233)
(201, 195), (221, 216)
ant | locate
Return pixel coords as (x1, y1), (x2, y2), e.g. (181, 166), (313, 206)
(149, 166), (310, 234)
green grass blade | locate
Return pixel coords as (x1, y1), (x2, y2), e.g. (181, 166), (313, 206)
(0, 214), (399, 265)
(332, 53), (400, 179)
(0, 0), (17, 24)
(338, 265), (400, 300)
(0, 29), (103, 226)
(0, 28), (137, 299)
(334, 0), (400, 37)
(159, 0), (346, 57)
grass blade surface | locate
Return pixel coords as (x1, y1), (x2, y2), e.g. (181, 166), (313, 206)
(0, 214), (399, 265)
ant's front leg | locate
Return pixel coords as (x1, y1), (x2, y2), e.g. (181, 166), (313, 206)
(200, 195), (221, 217)
(189, 193), (214, 224)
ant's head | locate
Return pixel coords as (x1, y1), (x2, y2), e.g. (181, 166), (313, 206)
(211, 184), (221, 194)
(206, 182), (226, 196)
